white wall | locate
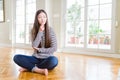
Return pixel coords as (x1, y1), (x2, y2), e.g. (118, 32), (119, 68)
(115, 0), (120, 53)
(0, 0), (12, 46)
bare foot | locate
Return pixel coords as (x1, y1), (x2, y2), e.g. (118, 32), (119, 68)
(19, 67), (28, 72)
(33, 67), (48, 76)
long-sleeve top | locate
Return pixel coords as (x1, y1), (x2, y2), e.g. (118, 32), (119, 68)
(32, 27), (57, 59)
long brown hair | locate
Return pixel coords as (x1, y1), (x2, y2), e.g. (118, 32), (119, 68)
(31, 9), (50, 48)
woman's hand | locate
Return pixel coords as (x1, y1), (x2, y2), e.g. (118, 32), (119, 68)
(39, 26), (45, 32)
(33, 47), (39, 51)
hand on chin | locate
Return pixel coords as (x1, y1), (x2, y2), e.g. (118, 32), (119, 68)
(40, 24), (45, 31)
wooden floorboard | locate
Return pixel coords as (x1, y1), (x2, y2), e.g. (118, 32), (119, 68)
(0, 47), (120, 80)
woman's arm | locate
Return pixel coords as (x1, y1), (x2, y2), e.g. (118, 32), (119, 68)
(32, 31), (43, 48)
(37, 27), (57, 53)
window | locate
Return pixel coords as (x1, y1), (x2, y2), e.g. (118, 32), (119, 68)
(65, 0), (113, 51)
(15, 0), (36, 44)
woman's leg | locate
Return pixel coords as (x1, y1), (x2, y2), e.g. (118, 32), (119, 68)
(13, 54), (39, 71)
(37, 56), (58, 70)
(13, 54), (48, 75)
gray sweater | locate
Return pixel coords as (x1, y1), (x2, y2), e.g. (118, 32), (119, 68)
(32, 27), (57, 58)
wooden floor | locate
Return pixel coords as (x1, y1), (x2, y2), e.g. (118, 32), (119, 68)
(0, 47), (120, 80)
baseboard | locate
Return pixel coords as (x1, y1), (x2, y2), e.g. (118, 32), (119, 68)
(61, 48), (120, 58)
(0, 43), (32, 49)
(0, 43), (12, 48)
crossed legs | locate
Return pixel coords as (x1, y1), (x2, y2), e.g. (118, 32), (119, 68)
(13, 54), (58, 76)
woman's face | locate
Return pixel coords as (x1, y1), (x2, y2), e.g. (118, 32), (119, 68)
(37, 12), (47, 25)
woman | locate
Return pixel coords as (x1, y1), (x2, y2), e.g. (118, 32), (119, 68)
(13, 9), (58, 76)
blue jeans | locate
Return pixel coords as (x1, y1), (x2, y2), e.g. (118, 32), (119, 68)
(13, 54), (58, 71)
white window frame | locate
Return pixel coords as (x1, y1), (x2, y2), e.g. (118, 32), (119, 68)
(13, 0), (36, 48)
(61, 0), (116, 54)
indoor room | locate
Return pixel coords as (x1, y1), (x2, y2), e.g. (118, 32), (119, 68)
(0, 0), (120, 80)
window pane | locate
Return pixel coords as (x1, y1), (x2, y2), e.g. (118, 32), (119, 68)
(16, 0), (24, 6)
(26, 0), (35, 3)
(99, 20), (111, 34)
(99, 35), (111, 49)
(87, 20), (99, 49)
(75, 22), (84, 47)
(16, 25), (25, 43)
(67, 2), (84, 22)
(66, 0), (85, 47)
(26, 4), (36, 13)
(80, 8), (84, 21)
(88, 6), (99, 20)
(26, 24), (33, 44)
(66, 22), (74, 46)
(100, 0), (112, 4)
(16, 8), (24, 15)
(16, 16), (25, 24)
(100, 4), (112, 19)
(26, 1), (36, 44)
(87, 35), (98, 48)
(67, 0), (85, 8)
(88, 0), (99, 5)
(16, 0), (25, 43)
(16, 0), (36, 44)
(87, 20), (99, 35)
(66, 22), (84, 47)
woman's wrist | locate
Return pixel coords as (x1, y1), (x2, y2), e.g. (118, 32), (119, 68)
(39, 26), (45, 32)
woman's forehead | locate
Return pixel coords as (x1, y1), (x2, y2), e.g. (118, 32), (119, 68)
(38, 12), (46, 17)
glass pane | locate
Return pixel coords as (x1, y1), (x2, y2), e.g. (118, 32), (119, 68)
(16, 0), (25, 43)
(87, 20), (99, 35)
(0, 10), (3, 21)
(16, 25), (25, 43)
(87, 20), (99, 49)
(16, 16), (25, 24)
(80, 8), (84, 21)
(66, 22), (84, 47)
(26, 4), (36, 13)
(67, 0), (85, 8)
(26, 1), (36, 44)
(16, 0), (36, 44)
(87, 35), (98, 48)
(66, 22), (74, 47)
(26, 15), (34, 23)
(67, 3), (84, 22)
(99, 20), (111, 34)
(16, 0), (24, 6)
(26, 23), (33, 44)
(16, 8), (24, 15)
(0, 0), (4, 22)
(26, 0), (35, 3)
(100, 4), (112, 19)
(66, 0), (85, 47)
(75, 22), (84, 47)
(88, 6), (99, 20)
(76, 35), (84, 47)
(88, 0), (99, 5)
(100, 0), (112, 4)
(99, 35), (111, 49)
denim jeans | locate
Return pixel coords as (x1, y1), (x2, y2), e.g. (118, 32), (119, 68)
(13, 54), (58, 71)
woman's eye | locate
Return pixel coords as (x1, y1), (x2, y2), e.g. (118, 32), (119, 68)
(39, 17), (46, 19)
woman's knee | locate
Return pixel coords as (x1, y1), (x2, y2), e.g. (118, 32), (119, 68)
(47, 56), (58, 70)
(13, 54), (22, 63)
